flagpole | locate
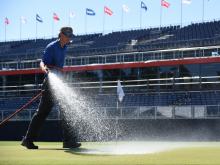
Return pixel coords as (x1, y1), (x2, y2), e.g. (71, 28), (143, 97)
(85, 13), (87, 34)
(52, 19), (54, 38)
(116, 99), (119, 141)
(121, 7), (123, 31)
(160, 1), (162, 29)
(35, 20), (37, 42)
(103, 10), (105, 34)
(202, 0), (204, 22)
(181, 0), (183, 27)
(20, 18), (22, 40)
(4, 23), (6, 42)
(140, 1), (142, 28)
(68, 11), (70, 26)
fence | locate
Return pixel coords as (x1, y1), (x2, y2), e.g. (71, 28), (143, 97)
(1, 105), (220, 121)
(0, 46), (219, 70)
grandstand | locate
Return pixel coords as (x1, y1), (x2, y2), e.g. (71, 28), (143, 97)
(1, 20), (220, 141)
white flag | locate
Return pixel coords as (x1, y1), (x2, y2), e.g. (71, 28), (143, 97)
(21, 16), (27, 24)
(117, 80), (125, 102)
(122, 4), (129, 13)
(182, 0), (192, 4)
(69, 12), (75, 18)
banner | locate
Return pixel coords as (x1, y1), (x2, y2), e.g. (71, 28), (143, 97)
(182, 0), (192, 4)
(86, 8), (95, 16)
(4, 17), (9, 25)
(161, 0), (170, 8)
(21, 16), (27, 24)
(69, 12), (75, 18)
(104, 6), (113, 16)
(36, 14), (43, 23)
(122, 4), (129, 13)
(141, 1), (148, 11)
(53, 13), (60, 21)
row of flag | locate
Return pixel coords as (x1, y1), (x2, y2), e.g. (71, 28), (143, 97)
(4, 0), (192, 25)
(5, 16), (28, 25)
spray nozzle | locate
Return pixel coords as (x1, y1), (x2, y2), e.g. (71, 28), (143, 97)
(46, 68), (50, 73)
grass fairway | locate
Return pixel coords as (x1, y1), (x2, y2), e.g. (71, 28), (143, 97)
(1, 141), (220, 165)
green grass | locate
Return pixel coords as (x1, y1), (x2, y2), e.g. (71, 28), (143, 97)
(1, 141), (220, 165)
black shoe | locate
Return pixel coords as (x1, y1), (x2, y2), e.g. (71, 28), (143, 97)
(63, 141), (81, 149)
(21, 138), (38, 149)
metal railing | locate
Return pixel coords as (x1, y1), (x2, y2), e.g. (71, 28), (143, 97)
(0, 76), (220, 96)
(0, 46), (219, 71)
(0, 109), (60, 121)
(1, 105), (220, 121)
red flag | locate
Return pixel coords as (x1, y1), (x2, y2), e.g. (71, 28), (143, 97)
(53, 13), (60, 21)
(104, 6), (113, 16)
(161, 0), (170, 8)
(4, 17), (9, 25)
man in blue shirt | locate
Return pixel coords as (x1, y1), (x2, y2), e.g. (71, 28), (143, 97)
(21, 27), (81, 149)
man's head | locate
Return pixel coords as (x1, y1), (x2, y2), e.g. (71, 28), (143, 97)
(59, 27), (74, 47)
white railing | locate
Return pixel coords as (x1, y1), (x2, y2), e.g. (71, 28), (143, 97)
(1, 105), (220, 121)
(0, 76), (220, 95)
(0, 45), (219, 71)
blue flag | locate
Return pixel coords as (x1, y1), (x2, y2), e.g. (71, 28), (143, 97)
(36, 14), (43, 22)
(141, 1), (147, 11)
(86, 8), (95, 16)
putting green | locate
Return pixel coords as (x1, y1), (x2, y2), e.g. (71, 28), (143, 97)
(1, 141), (220, 165)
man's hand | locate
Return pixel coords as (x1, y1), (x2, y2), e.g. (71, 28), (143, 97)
(42, 66), (49, 74)
(40, 61), (49, 74)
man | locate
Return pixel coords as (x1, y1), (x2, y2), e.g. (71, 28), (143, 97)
(21, 27), (81, 149)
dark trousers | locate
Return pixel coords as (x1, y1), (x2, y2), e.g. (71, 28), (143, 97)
(25, 76), (77, 142)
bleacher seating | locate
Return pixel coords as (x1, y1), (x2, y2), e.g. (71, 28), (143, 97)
(97, 91), (220, 107)
(0, 97), (39, 110)
(1, 91), (220, 112)
(1, 20), (220, 62)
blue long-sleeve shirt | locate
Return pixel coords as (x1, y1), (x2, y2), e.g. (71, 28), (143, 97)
(42, 39), (67, 68)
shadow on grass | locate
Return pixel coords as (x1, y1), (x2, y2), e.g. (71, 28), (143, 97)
(38, 147), (98, 155)
(38, 148), (68, 151)
(64, 148), (112, 156)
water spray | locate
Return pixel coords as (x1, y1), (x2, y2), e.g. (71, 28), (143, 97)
(48, 71), (117, 141)
(0, 70), (119, 141)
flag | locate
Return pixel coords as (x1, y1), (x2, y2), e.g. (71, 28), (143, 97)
(141, 1), (148, 11)
(182, 0), (192, 4)
(21, 16), (27, 24)
(69, 12), (75, 18)
(122, 4), (129, 13)
(104, 6), (113, 16)
(36, 14), (43, 23)
(86, 8), (95, 16)
(117, 80), (125, 102)
(53, 13), (60, 21)
(4, 17), (9, 25)
(161, 0), (170, 8)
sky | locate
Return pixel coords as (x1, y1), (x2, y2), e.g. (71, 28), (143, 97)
(0, 0), (219, 41)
